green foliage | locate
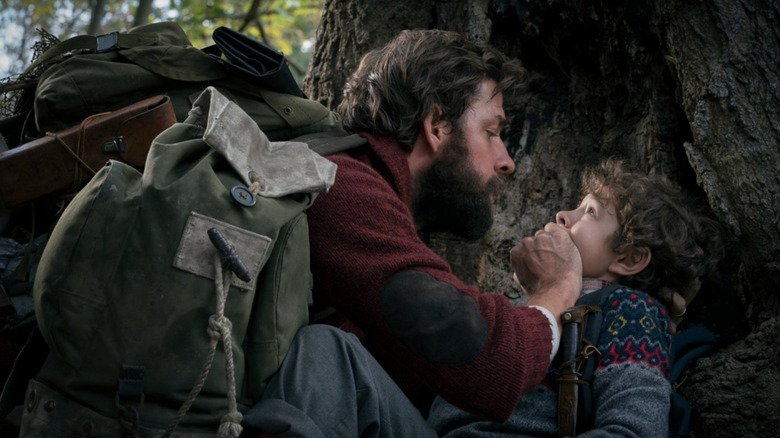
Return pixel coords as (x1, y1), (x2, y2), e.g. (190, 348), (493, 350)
(0, 0), (323, 84)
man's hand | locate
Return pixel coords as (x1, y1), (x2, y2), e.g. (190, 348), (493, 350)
(510, 222), (583, 320)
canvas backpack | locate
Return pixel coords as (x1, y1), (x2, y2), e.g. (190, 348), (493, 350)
(4, 21), (340, 148)
(1, 23), (369, 435)
(557, 285), (718, 438)
(16, 86), (360, 437)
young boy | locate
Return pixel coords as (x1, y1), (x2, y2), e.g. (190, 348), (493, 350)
(427, 158), (724, 437)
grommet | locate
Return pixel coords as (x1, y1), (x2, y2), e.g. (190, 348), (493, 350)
(231, 185), (256, 207)
(43, 399), (56, 412)
(283, 106), (293, 115)
(25, 389), (37, 412)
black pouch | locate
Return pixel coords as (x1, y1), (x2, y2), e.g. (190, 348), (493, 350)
(209, 26), (305, 98)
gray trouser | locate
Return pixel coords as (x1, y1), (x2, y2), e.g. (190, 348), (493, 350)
(242, 324), (437, 438)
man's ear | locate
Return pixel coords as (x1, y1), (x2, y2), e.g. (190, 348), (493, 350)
(609, 246), (651, 277)
(421, 105), (451, 154)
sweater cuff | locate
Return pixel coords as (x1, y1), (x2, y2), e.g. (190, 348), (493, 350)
(528, 305), (560, 362)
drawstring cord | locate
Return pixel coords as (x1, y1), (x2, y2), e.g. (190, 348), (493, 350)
(164, 251), (243, 438)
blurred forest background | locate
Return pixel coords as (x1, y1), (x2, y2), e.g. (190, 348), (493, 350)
(0, 0), (323, 84)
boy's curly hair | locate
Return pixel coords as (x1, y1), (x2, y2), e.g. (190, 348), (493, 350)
(581, 159), (724, 307)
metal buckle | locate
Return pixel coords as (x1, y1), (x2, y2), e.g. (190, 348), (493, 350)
(101, 136), (126, 154)
(95, 32), (119, 53)
(116, 364), (145, 408)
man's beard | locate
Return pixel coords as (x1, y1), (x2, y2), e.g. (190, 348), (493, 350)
(411, 131), (505, 240)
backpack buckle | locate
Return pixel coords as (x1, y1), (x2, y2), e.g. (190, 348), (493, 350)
(116, 364), (145, 408)
(559, 305), (602, 373)
(95, 32), (119, 53)
(101, 136), (126, 154)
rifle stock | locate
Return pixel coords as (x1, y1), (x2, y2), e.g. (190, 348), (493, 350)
(0, 95), (175, 208)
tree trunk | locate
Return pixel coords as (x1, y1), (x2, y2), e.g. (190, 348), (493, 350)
(304, 0), (436, 107)
(306, 0), (780, 436)
(132, 0), (154, 28)
(653, 1), (780, 435)
(87, 0), (107, 35)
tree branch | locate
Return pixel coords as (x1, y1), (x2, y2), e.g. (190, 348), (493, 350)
(240, 0), (264, 32)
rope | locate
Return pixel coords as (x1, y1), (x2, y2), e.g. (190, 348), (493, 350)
(249, 179), (264, 195)
(48, 131), (96, 186)
(117, 404), (141, 438)
(45, 111), (108, 188)
(212, 258), (243, 438)
(163, 253), (243, 438)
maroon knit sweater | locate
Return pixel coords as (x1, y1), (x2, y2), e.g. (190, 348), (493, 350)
(306, 133), (553, 422)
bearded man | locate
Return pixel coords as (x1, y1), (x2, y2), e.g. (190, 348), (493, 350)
(243, 29), (583, 437)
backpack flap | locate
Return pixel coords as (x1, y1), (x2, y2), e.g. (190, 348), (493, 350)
(118, 22), (226, 82)
(186, 86), (337, 197)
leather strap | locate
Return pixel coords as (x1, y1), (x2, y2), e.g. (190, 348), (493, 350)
(292, 131), (368, 156)
(557, 304), (602, 438)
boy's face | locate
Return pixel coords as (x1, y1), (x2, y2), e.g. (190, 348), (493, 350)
(555, 194), (622, 281)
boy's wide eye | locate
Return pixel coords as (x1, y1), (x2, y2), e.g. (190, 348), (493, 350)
(586, 206), (596, 217)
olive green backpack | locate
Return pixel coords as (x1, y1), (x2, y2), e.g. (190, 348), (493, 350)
(19, 86), (351, 437)
(19, 21), (340, 144)
(4, 22), (368, 436)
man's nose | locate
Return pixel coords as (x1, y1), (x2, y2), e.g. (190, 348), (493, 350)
(495, 148), (516, 174)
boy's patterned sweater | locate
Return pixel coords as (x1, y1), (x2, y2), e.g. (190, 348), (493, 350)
(428, 280), (674, 437)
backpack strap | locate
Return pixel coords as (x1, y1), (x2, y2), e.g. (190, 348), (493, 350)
(670, 324), (717, 383)
(22, 31), (157, 76)
(557, 304), (600, 438)
(668, 323), (717, 438)
(292, 131), (368, 156)
(557, 284), (622, 437)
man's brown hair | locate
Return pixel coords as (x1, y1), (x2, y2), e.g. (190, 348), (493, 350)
(337, 29), (527, 151)
(582, 158), (724, 306)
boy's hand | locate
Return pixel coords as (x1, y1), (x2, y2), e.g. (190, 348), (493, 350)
(510, 222), (582, 319)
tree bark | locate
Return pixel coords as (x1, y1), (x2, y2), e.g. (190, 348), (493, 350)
(306, 0), (780, 435)
(654, 0), (780, 323)
(652, 1), (780, 435)
(304, 0), (436, 107)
